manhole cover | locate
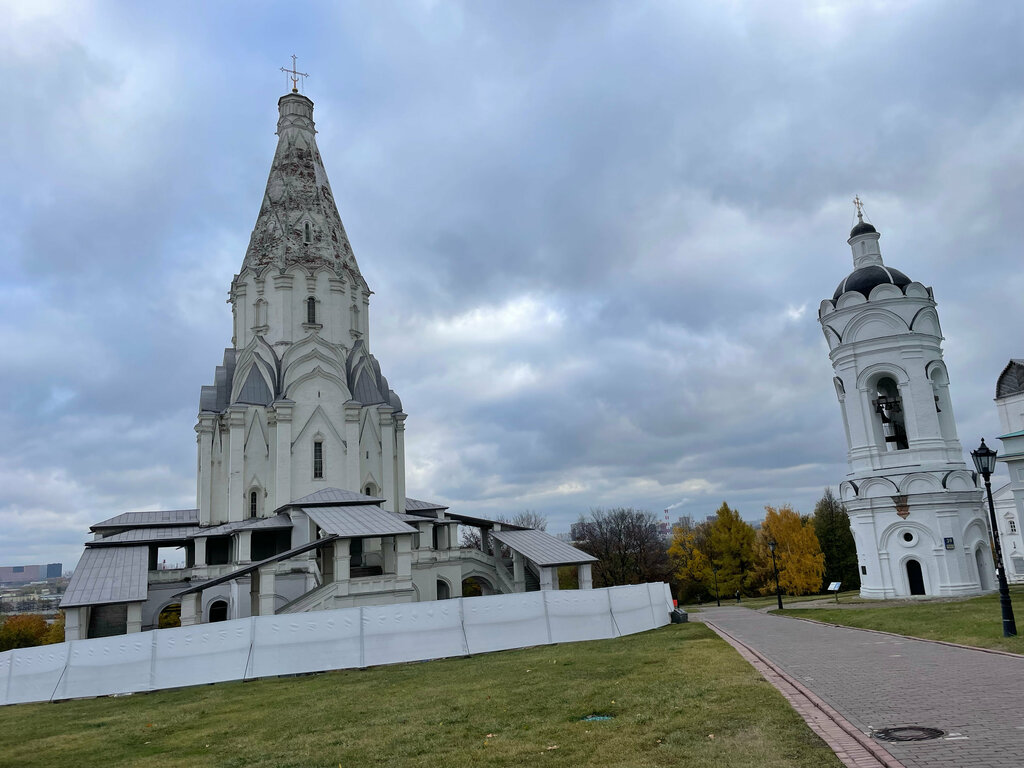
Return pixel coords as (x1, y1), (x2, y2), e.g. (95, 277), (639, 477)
(873, 726), (945, 742)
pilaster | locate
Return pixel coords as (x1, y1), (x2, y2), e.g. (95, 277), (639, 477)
(271, 400), (294, 509)
(271, 272), (294, 343)
(226, 406), (247, 522)
(344, 402), (361, 491)
(379, 407), (395, 511)
(237, 530), (252, 564)
(394, 413), (407, 514)
(180, 593), (202, 626)
(396, 535), (412, 580)
(258, 565), (277, 616)
(195, 413), (217, 525)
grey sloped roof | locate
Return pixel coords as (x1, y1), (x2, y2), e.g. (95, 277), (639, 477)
(304, 505), (418, 537)
(199, 348), (237, 414)
(192, 520), (252, 538)
(443, 510), (525, 529)
(193, 514), (294, 538)
(489, 529), (598, 566)
(89, 526), (199, 546)
(236, 365), (274, 405)
(996, 359), (1024, 399)
(244, 513), (293, 530)
(61, 546), (149, 607)
(390, 511), (434, 524)
(291, 487), (386, 505)
(91, 508), (199, 532)
(405, 497), (449, 512)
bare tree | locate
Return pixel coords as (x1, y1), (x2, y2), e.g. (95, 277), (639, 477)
(508, 510), (547, 531)
(459, 510), (548, 549)
(571, 508), (670, 587)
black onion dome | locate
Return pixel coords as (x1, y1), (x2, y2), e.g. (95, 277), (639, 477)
(833, 265), (911, 300)
(850, 220), (877, 237)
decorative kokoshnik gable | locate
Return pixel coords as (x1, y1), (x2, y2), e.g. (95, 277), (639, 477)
(61, 82), (594, 640)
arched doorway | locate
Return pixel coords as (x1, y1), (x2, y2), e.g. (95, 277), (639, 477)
(975, 548), (992, 591)
(462, 576), (495, 597)
(436, 579), (451, 600)
(905, 559), (926, 595)
(158, 603), (182, 629)
(209, 600), (228, 622)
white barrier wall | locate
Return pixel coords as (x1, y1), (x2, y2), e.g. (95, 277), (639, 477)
(0, 582), (672, 707)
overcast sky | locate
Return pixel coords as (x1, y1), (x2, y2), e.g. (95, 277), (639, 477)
(3, 1), (1024, 570)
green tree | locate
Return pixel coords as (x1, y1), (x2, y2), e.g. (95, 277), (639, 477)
(812, 487), (861, 591)
(671, 503), (756, 598)
(0, 614), (50, 651)
(757, 505), (825, 596)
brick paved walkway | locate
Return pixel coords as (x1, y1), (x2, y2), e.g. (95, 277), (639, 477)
(699, 606), (1024, 768)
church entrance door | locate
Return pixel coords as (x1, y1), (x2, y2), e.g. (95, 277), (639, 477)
(906, 559), (925, 595)
(975, 548), (991, 590)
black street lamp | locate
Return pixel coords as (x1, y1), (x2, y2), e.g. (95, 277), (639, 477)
(711, 564), (721, 607)
(971, 438), (1017, 638)
(768, 540), (783, 611)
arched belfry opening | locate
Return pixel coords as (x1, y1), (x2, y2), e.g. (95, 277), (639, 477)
(873, 376), (908, 450)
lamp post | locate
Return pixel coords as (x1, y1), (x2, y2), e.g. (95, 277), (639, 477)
(971, 438), (1017, 637)
(711, 564), (721, 607)
(768, 539), (783, 611)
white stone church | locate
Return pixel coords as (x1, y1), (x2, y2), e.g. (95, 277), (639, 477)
(60, 89), (596, 640)
(819, 211), (997, 598)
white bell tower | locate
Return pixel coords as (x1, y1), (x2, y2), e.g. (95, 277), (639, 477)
(818, 204), (992, 598)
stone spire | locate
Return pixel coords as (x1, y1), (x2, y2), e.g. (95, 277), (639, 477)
(241, 92), (359, 276)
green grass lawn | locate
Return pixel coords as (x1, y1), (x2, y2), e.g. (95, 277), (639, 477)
(684, 591), (859, 612)
(0, 624), (841, 768)
(773, 585), (1024, 654)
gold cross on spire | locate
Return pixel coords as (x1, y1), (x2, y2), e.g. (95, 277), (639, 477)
(280, 54), (309, 93)
(853, 194), (865, 222)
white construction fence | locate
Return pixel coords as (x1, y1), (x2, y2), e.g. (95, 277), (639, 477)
(1, 582), (672, 706)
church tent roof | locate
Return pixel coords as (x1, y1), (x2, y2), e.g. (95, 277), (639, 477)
(489, 529), (598, 567)
(304, 505), (418, 538)
(61, 546), (149, 608)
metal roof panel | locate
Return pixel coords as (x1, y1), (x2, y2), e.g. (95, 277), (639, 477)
(61, 546), (149, 607)
(304, 505), (417, 537)
(489, 529), (598, 566)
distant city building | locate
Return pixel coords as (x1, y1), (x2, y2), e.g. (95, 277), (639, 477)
(819, 210), (990, 598)
(60, 86), (595, 641)
(0, 563), (62, 586)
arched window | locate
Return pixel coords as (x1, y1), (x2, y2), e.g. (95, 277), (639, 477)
(304, 221), (312, 243)
(253, 299), (267, 328)
(873, 376), (908, 451)
(307, 296), (317, 324)
(313, 440), (324, 479)
(209, 600), (228, 622)
(249, 490), (258, 519)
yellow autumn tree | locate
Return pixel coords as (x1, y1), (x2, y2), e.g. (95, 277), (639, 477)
(756, 505), (825, 596)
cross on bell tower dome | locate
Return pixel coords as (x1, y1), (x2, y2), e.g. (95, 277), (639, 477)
(818, 204), (992, 599)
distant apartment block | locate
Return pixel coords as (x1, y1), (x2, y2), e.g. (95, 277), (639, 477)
(0, 564), (62, 586)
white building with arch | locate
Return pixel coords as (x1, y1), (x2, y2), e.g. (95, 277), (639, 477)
(60, 89), (595, 640)
(991, 360), (1024, 583)
(818, 213), (991, 598)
